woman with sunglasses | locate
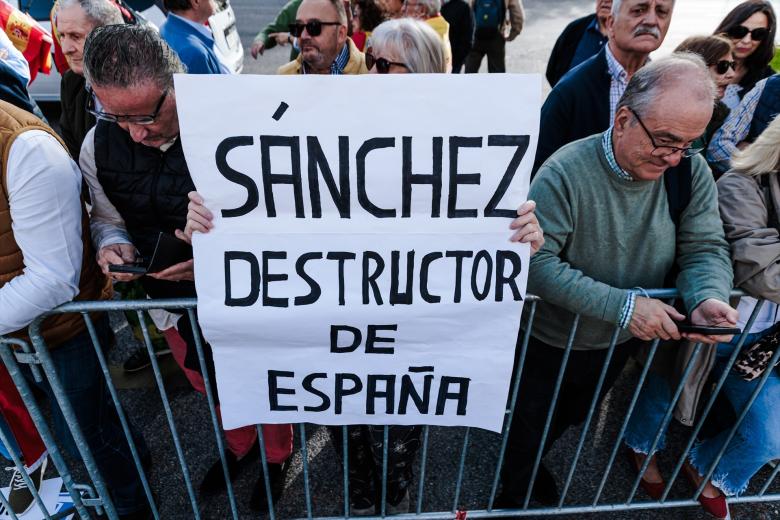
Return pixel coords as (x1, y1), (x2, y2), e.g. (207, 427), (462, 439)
(365, 18), (446, 74)
(714, 0), (777, 110)
(673, 36), (736, 170)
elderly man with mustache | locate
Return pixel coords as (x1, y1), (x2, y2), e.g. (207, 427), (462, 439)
(533, 0), (675, 173)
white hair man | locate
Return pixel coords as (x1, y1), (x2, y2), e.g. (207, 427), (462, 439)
(497, 54), (737, 514)
(533, 0), (674, 173)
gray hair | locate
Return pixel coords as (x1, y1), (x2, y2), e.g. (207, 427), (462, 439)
(411, 0), (440, 17)
(369, 18), (445, 73)
(612, 0), (676, 19)
(56, 0), (123, 28)
(616, 52), (717, 117)
(83, 24), (185, 91)
(731, 115), (780, 176)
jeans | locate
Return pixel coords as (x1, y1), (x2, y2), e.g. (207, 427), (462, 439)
(23, 317), (149, 514)
(624, 327), (780, 495)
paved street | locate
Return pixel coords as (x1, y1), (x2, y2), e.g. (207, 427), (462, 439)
(18, 1), (780, 519)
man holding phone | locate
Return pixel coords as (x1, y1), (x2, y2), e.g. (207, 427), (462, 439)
(79, 24), (294, 511)
(497, 55), (738, 508)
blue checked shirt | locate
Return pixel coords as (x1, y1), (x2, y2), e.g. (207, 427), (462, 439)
(602, 128), (637, 328)
(604, 44), (629, 122)
(706, 78), (768, 174)
(302, 42), (350, 75)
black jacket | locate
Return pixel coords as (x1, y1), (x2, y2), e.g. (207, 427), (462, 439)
(545, 13), (595, 87)
(442, 0), (474, 71)
(93, 120), (196, 299)
(59, 71), (95, 160)
(534, 47), (610, 174)
(0, 61), (33, 114)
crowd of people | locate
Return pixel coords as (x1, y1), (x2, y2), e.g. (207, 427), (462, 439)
(0, 0), (779, 518)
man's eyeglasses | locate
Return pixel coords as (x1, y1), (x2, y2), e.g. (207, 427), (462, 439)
(86, 86), (168, 125)
(726, 25), (769, 41)
(628, 108), (703, 159)
(712, 59), (736, 75)
(365, 51), (409, 74)
(288, 20), (341, 37)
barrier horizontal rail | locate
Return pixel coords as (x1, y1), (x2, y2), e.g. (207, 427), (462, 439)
(1, 289), (778, 520)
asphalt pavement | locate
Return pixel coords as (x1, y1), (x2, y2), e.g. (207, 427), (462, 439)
(21, 1), (780, 519)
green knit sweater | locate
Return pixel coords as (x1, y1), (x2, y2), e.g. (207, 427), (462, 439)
(524, 133), (733, 350)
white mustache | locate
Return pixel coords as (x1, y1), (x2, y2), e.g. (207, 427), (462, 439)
(634, 25), (661, 39)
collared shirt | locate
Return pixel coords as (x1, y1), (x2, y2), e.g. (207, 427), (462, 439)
(706, 78), (768, 174)
(601, 127), (633, 181)
(302, 43), (350, 75)
(604, 43), (630, 122)
(0, 130), (82, 335)
(570, 15), (608, 72)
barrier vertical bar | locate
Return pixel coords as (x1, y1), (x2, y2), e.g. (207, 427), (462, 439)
(299, 424), (313, 519)
(488, 299), (538, 511)
(135, 311), (200, 519)
(415, 425), (430, 514)
(343, 426), (349, 518)
(452, 427), (470, 513)
(661, 300), (764, 502)
(27, 318), (120, 520)
(256, 424), (276, 520)
(380, 426), (389, 517)
(81, 313), (159, 518)
(558, 327), (620, 506)
(523, 314), (580, 509)
(626, 343), (703, 504)
(185, 308), (239, 519)
(592, 338), (662, 505)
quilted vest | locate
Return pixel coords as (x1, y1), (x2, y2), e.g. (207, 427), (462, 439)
(746, 74), (780, 143)
(0, 100), (111, 346)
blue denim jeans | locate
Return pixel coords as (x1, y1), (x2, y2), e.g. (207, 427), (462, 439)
(21, 317), (149, 514)
(624, 328), (780, 495)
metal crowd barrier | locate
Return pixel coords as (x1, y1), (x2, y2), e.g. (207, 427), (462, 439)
(0, 289), (778, 519)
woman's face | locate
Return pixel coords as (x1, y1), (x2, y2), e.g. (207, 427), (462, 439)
(730, 11), (769, 60)
(367, 45), (410, 74)
(709, 51), (737, 99)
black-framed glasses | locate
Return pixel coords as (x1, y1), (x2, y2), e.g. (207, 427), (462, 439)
(629, 108), (703, 159)
(726, 25), (769, 41)
(712, 59), (736, 75)
(365, 51), (409, 74)
(288, 20), (341, 37)
(86, 86), (168, 125)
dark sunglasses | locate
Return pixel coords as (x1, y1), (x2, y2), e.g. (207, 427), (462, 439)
(85, 86), (168, 125)
(288, 20), (341, 37)
(726, 25), (769, 41)
(712, 59), (736, 75)
(365, 51), (409, 74)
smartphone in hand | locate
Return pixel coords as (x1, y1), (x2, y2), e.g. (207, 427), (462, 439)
(676, 323), (741, 335)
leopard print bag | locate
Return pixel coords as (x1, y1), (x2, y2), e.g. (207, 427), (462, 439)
(734, 329), (780, 382)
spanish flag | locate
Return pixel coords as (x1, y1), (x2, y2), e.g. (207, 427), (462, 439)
(0, 1), (53, 82)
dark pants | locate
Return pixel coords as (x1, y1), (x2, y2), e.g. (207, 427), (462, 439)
(501, 332), (641, 499)
(464, 35), (506, 73)
(23, 317), (149, 515)
(329, 425), (423, 505)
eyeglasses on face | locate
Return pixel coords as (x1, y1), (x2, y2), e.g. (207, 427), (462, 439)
(288, 20), (341, 37)
(726, 25), (769, 41)
(86, 86), (168, 125)
(628, 107), (703, 159)
(365, 51), (409, 73)
(712, 59), (736, 75)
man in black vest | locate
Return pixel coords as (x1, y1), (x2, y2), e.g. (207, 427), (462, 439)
(79, 24), (293, 512)
(533, 0), (674, 174)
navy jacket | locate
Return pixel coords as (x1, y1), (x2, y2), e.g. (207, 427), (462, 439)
(160, 14), (225, 74)
(0, 61), (33, 114)
(545, 13), (595, 87)
(533, 47), (610, 174)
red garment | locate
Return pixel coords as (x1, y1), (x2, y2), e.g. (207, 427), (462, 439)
(352, 31), (367, 52)
(0, 362), (46, 466)
(163, 328), (293, 462)
(0, 2), (52, 82)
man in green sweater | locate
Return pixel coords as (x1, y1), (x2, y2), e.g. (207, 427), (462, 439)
(251, 0), (303, 60)
(497, 54), (738, 507)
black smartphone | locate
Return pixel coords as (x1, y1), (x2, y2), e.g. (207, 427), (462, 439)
(677, 323), (742, 335)
(108, 264), (147, 275)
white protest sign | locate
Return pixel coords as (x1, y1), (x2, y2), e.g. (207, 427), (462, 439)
(176, 74), (540, 432)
